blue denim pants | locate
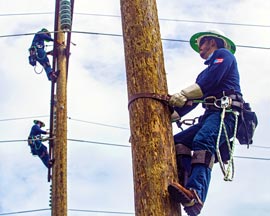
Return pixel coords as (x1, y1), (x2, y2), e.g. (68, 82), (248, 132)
(36, 48), (53, 80)
(30, 140), (50, 168)
(174, 110), (236, 202)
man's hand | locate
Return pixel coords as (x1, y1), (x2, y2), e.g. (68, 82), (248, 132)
(169, 92), (187, 107)
(169, 83), (203, 107)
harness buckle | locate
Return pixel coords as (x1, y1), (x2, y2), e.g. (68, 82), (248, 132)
(214, 96), (232, 109)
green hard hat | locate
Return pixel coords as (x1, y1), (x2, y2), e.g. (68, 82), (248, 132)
(190, 29), (236, 54)
(40, 28), (51, 39)
(33, 120), (45, 127)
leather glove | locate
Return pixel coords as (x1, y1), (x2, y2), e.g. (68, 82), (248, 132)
(169, 83), (203, 108)
(169, 92), (187, 107)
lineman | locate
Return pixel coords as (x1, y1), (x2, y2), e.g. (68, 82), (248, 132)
(168, 30), (242, 216)
(28, 120), (53, 168)
(28, 28), (58, 81)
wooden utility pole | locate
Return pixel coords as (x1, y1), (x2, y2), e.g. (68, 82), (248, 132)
(51, 0), (68, 215)
(120, 0), (180, 215)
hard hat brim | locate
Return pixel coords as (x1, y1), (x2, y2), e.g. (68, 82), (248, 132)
(33, 120), (45, 127)
(190, 31), (236, 54)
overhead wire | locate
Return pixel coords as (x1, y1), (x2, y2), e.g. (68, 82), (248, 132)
(67, 116), (129, 130)
(0, 208), (51, 215)
(0, 115), (48, 122)
(1, 115), (269, 150)
(0, 138), (269, 161)
(68, 208), (134, 215)
(0, 30), (269, 50)
(0, 115), (129, 130)
(0, 11), (269, 49)
(68, 138), (130, 148)
(0, 11), (269, 28)
(0, 208), (134, 215)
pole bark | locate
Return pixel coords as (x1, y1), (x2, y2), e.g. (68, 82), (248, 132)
(51, 2), (68, 215)
(120, 0), (180, 215)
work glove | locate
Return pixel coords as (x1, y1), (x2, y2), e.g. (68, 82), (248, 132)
(169, 92), (187, 108)
(169, 83), (203, 108)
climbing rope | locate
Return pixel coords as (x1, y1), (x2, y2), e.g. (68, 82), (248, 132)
(214, 97), (239, 181)
(34, 64), (43, 74)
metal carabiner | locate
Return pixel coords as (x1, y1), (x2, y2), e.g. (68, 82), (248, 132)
(214, 96), (232, 108)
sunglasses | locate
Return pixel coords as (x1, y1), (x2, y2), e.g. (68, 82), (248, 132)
(199, 37), (211, 47)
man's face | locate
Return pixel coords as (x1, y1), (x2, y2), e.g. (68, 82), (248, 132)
(198, 37), (214, 60)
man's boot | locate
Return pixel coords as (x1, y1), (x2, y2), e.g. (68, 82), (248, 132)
(49, 70), (60, 82)
(168, 182), (203, 216)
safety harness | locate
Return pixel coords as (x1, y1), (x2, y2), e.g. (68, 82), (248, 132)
(28, 44), (53, 74)
(174, 93), (241, 181)
(128, 91), (256, 181)
(28, 135), (51, 150)
(207, 94), (240, 181)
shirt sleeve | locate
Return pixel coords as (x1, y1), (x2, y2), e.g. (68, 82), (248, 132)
(40, 34), (54, 42)
(33, 125), (47, 135)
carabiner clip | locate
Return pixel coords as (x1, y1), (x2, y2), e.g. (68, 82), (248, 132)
(214, 96), (232, 108)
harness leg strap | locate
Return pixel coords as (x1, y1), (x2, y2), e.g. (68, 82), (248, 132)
(175, 144), (192, 186)
(191, 150), (215, 170)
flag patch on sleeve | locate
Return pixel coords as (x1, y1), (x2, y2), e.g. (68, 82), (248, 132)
(214, 58), (224, 64)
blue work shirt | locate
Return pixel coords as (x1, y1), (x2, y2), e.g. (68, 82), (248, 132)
(175, 48), (242, 117)
(31, 31), (53, 49)
(29, 124), (47, 137)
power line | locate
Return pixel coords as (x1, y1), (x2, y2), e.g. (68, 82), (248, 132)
(0, 138), (130, 148)
(0, 208), (134, 215)
(0, 115), (129, 130)
(69, 208), (134, 215)
(71, 30), (270, 50)
(0, 30), (63, 38)
(0, 30), (268, 50)
(75, 12), (270, 28)
(0, 12), (53, 17)
(68, 138), (130, 148)
(0, 138), (269, 161)
(0, 208), (50, 215)
(234, 156), (270, 161)
(1, 12), (269, 28)
(1, 114), (270, 150)
(0, 115), (48, 122)
(251, 145), (270, 149)
(67, 116), (129, 130)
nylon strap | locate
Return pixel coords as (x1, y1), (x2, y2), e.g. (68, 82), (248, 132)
(128, 93), (171, 109)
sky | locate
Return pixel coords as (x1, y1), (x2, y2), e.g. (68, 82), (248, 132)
(0, 0), (269, 216)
